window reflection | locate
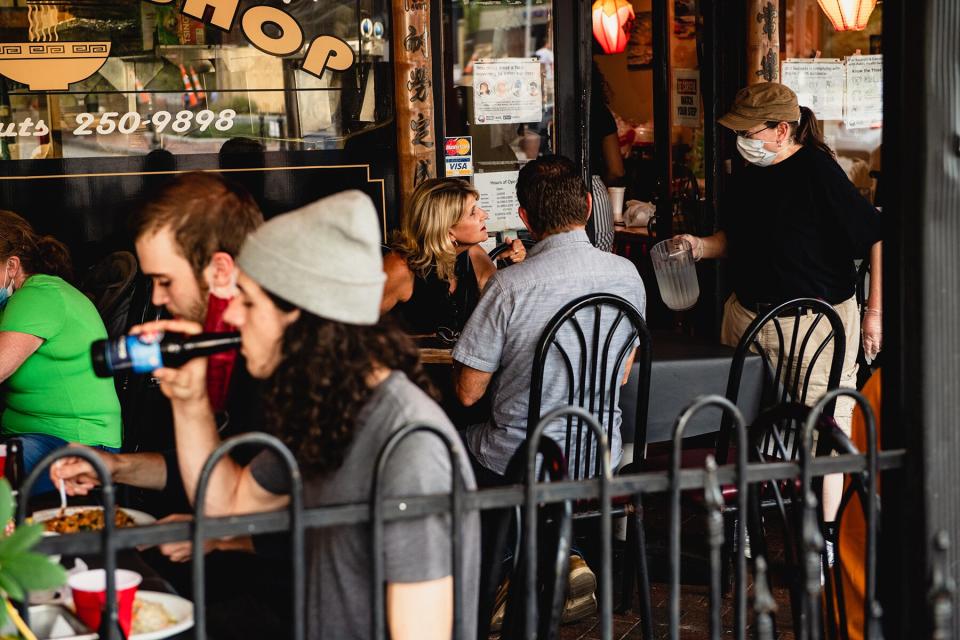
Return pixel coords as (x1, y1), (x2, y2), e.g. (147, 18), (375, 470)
(443, 0), (555, 173)
(0, 0), (392, 160)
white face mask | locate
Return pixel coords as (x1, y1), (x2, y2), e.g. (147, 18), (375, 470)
(736, 136), (779, 167)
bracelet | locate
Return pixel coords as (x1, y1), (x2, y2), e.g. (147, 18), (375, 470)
(864, 308), (882, 316)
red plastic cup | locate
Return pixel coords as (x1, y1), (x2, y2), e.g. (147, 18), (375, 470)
(69, 569), (142, 636)
(0, 443), (7, 478)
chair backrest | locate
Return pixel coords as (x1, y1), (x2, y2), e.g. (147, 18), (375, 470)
(527, 293), (650, 480)
(79, 251), (140, 338)
(717, 298), (846, 464)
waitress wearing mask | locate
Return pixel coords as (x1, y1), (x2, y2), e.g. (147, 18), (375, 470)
(678, 83), (882, 531)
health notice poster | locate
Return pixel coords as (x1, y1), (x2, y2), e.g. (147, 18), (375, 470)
(473, 59), (543, 125)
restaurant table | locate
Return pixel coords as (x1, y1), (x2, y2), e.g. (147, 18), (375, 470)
(619, 330), (764, 446)
(415, 329), (764, 444)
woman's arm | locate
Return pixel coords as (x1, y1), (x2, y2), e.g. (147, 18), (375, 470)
(677, 231), (728, 261)
(381, 253), (415, 315)
(601, 133), (625, 185)
(140, 319), (288, 517)
(387, 576), (453, 640)
(862, 241), (882, 362)
(0, 331), (43, 382)
(468, 244), (498, 291)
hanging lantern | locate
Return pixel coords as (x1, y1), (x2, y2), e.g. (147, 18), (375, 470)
(592, 0), (635, 55)
(816, 0), (878, 31)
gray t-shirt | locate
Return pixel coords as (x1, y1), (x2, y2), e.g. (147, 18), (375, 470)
(453, 229), (647, 476)
(250, 371), (479, 640)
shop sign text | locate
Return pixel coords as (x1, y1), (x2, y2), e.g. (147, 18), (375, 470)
(147, 0), (355, 80)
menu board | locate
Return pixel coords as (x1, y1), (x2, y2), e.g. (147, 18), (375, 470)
(472, 59), (543, 125)
(844, 55), (883, 129)
(474, 171), (523, 231)
(781, 59), (845, 121)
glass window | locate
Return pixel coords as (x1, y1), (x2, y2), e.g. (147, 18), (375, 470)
(442, 0), (555, 174)
(0, 0), (393, 160)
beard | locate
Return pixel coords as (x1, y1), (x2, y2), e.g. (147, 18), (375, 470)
(183, 279), (209, 324)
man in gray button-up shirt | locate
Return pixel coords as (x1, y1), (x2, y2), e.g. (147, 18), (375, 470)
(453, 156), (646, 481)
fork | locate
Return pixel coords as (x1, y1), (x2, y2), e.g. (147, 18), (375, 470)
(57, 475), (68, 517)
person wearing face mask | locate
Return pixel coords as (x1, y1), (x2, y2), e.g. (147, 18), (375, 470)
(0, 210), (121, 494)
(381, 177), (526, 335)
(677, 82), (882, 531)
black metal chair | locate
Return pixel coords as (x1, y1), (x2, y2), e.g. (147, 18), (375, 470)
(717, 297), (847, 463)
(526, 293), (653, 631)
(480, 437), (572, 640)
(643, 298), (846, 592)
(743, 398), (881, 640)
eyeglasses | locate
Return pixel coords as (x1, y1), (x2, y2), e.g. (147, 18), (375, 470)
(735, 125), (773, 139)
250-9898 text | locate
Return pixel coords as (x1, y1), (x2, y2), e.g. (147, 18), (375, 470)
(73, 109), (237, 136)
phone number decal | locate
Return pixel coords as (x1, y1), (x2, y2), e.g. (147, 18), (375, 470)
(72, 109), (237, 136)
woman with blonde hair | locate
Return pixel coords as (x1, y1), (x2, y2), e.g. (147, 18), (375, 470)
(381, 178), (525, 334)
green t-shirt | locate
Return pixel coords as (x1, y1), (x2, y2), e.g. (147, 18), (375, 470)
(0, 274), (121, 447)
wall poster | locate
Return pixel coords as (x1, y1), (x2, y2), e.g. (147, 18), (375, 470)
(780, 58), (845, 121)
(472, 59), (543, 125)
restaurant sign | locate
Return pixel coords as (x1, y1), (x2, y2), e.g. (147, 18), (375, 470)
(0, 0), (354, 92)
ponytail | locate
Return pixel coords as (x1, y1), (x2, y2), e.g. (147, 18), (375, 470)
(793, 106), (835, 158)
(35, 236), (74, 282)
(0, 210), (74, 283)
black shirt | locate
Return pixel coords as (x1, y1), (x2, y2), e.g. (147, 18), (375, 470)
(719, 145), (881, 305)
(392, 250), (480, 334)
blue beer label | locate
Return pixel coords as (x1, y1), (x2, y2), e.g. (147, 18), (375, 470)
(110, 332), (164, 373)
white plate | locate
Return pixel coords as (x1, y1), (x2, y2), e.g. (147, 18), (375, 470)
(30, 506), (157, 527)
(130, 591), (194, 640)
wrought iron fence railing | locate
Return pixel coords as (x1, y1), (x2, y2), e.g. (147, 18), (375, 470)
(13, 391), (916, 640)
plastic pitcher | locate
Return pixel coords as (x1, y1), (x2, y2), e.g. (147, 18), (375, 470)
(650, 237), (700, 311)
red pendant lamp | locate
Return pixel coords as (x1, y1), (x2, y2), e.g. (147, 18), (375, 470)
(816, 0), (878, 31)
(592, 0), (635, 55)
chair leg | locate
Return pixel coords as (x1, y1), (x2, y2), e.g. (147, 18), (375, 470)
(617, 514), (636, 613)
(632, 499), (655, 640)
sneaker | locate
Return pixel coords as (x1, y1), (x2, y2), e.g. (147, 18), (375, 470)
(568, 555), (597, 600)
(561, 592), (598, 624)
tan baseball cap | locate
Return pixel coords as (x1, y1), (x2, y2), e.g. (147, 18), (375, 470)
(718, 82), (801, 131)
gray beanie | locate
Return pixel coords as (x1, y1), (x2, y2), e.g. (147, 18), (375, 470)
(236, 190), (386, 325)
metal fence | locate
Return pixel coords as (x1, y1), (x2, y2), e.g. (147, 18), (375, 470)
(16, 390), (917, 640)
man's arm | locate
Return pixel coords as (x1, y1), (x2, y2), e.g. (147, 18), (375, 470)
(387, 577), (453, 640)
(453, 361), (493, 407)
(621, 348), (637, 386)
(53, 450), (168, 495)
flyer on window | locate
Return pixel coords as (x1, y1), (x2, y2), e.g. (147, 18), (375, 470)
(474, 171), (523, 232)
(781, 58), (845, 121)
(472, 59), (543, 125)
(844, 55), (883, 129)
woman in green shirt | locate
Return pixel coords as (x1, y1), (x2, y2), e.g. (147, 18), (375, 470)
(0, 210), (121, 494)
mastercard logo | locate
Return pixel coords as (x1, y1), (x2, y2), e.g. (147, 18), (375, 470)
(445, 137), (471, 156)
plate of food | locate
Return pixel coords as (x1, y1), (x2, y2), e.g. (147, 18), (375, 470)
(130, 591), (194, 640)
(31, 506), (156, 533)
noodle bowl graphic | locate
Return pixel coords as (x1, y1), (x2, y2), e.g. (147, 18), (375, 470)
(0, 42), (111, 91)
